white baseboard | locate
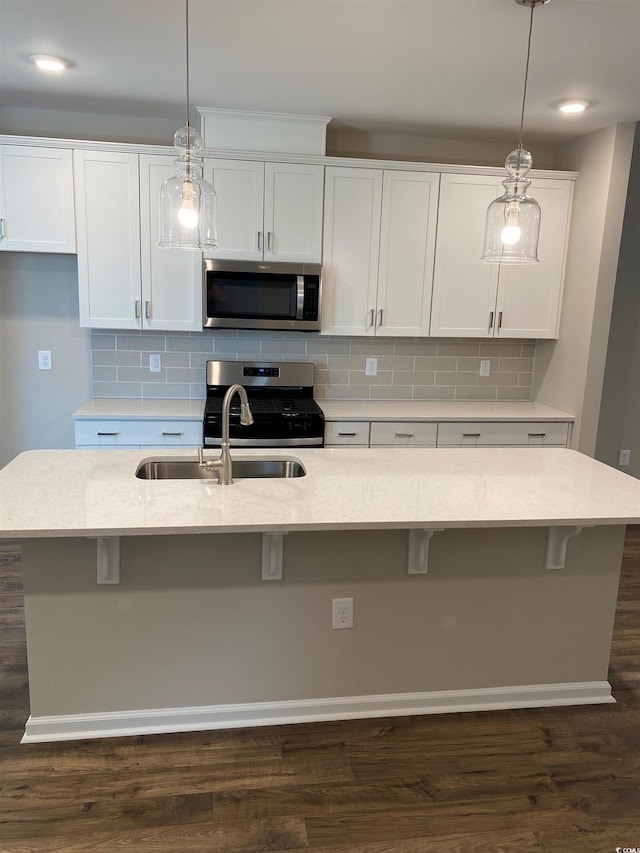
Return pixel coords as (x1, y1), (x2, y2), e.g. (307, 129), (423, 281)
(22, 681), (614, 743)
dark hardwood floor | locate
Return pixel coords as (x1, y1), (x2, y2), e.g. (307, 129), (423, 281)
(1, 531), (639, 852)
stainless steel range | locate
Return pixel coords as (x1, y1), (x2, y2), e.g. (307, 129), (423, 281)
(203, 360), (325, 447)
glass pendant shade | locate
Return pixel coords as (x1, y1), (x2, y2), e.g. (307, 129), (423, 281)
(159, 124), (217, 250)
(481, 148), (541, 264)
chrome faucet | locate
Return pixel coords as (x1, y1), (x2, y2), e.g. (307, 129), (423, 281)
(198, 384), (254, 484)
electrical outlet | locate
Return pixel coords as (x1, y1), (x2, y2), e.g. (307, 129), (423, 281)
(332, 597), (354, 630)
(365, 357), (378, 376)
(619, 449), (631, 467)
(149, 354), (162, 372)
(479, 359), (491, 377)
(38, 350), (52, 371)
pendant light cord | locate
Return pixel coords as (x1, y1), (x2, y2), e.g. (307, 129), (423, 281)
(185, 0), (191, 130)
(518, 1), (536, 151)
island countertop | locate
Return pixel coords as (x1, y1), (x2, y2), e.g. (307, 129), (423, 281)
(1, 447), (640, 538)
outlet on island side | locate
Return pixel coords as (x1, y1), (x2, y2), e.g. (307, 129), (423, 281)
(332, 597), (354, 630)
(619, 449), (631, 467)
(37, 350), (52, 371)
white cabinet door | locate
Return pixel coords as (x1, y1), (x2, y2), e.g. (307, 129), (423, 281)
(205, 159), (264, 260)
(0, 145), (75, 253)
(139, 154), (203, 332)
(321, 167), (382, 336)
(376, 170), (439, 337)
(430, 173), (500, 338)
(495, 179), (572, 339)
(74, 150), (141, 330)
(263, 162), (324, 263)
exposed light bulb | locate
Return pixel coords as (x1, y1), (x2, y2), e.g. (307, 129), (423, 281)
(501, 225), (522, 245)
(500, 200), (522, 245)
(177, 179), (198, 229)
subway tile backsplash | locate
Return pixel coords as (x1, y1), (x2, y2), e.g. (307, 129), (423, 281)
(90, 330), (535, 401)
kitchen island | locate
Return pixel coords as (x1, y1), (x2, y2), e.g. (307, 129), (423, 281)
(1, 446), (639, 742)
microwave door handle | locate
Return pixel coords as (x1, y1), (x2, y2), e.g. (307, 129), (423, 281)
(296, 275), (305, 320)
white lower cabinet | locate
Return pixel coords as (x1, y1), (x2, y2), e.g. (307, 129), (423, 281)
(324, 421), (371, 446)
(369, 421), (437, 447)
(325, 419), (570, 448)
(74, 419), (202, 449)
(436, 421), (569, 447)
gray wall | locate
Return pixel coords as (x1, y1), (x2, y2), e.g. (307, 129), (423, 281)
(596, 123), (640, 474)
(0, 253), (91, 468)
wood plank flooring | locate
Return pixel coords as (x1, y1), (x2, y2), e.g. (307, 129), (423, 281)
(1, 531), (639, 851)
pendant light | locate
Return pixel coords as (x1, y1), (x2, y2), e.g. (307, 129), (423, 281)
(481, 0), (550, 264)
(159, 0), (217, 250)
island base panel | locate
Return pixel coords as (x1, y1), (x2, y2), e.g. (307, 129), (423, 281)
(20, 526), (625, 741)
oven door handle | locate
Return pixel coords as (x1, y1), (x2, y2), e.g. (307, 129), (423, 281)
(296, 275), (305, 320)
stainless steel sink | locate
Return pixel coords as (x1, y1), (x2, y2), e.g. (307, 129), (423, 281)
(136, 457), (306, 481)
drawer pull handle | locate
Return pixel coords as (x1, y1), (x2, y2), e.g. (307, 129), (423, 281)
(528, 432), (546, 437)
(338, 432), (357, 437)
(488, 311), (494, 332)
(395, 432), (414, 438)
(257, 231), (263, 250)
(134, 300), (141, 319)
(97, 432), (120, 436)
(267, 231), (274, 251)
(462, 432), (481, 437)
(367, 309), (375, 329)
(162, 431), (184, 436)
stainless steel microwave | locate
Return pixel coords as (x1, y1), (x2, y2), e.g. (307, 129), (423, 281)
(203, 259), (322, 332)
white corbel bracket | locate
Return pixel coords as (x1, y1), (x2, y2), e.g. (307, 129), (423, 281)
(96, 537), (120, 584)
(408, 528), (444, 575)
(262, 532), (287, 581)
(545, 525), (592, 570)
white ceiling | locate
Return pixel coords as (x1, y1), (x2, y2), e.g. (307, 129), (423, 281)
(1, 0), (639, 147)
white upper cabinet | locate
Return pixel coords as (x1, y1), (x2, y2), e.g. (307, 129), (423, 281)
(75, 150), (202, 331)
(322, 166), (383, 336)
(0, 145), (76, 253)
(205, 159), (324, 263)
(430, 173), (572, 339)
(376, 170), (439, 337)
(74, 150), (141, 329)
(139, 154), (203, 332)
(495, 179), (572, 339)
(322, 166), (438, 336)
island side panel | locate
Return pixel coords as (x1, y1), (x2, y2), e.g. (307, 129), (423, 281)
(20, 526), (625, 721)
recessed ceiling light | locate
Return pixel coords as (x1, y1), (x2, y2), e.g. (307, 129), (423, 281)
(30, 54), (70, 73)
(557, 100), (591, 114)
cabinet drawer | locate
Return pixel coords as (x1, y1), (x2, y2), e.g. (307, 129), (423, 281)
(436, 421), (569, 447)
(324, 421), (371, 446)
(74, 419), (202, 448)
(369, 421), (437, 447)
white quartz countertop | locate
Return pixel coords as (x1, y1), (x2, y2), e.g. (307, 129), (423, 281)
(73, 399), (573, 423)
(318, 400), (575, 422)
(73, 399), (204, 420)
(0, 447), (637, 538)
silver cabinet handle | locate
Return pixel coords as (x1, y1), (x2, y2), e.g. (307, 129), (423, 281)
(97, 431), (120, 436)
(267, 231), (274, 251)
(161, 431), (184, 436)
(498, 311), (503, 330)
(135, 300), (141, 319)
(377, 309), (384, 327)
(367, 309), (375, 329)
(488, 311), (494, 332)
(0, 218), (5, 240)
(145, 300), (151, 319)
(257, 231), (263, 250)
(462, 432), (481, 437)
(528, 432), (546, 437)
(395, 432), (414, 438)
(338, 432), (357, 437)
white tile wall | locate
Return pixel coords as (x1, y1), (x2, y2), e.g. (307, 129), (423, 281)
(91, 330), (535, 401)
